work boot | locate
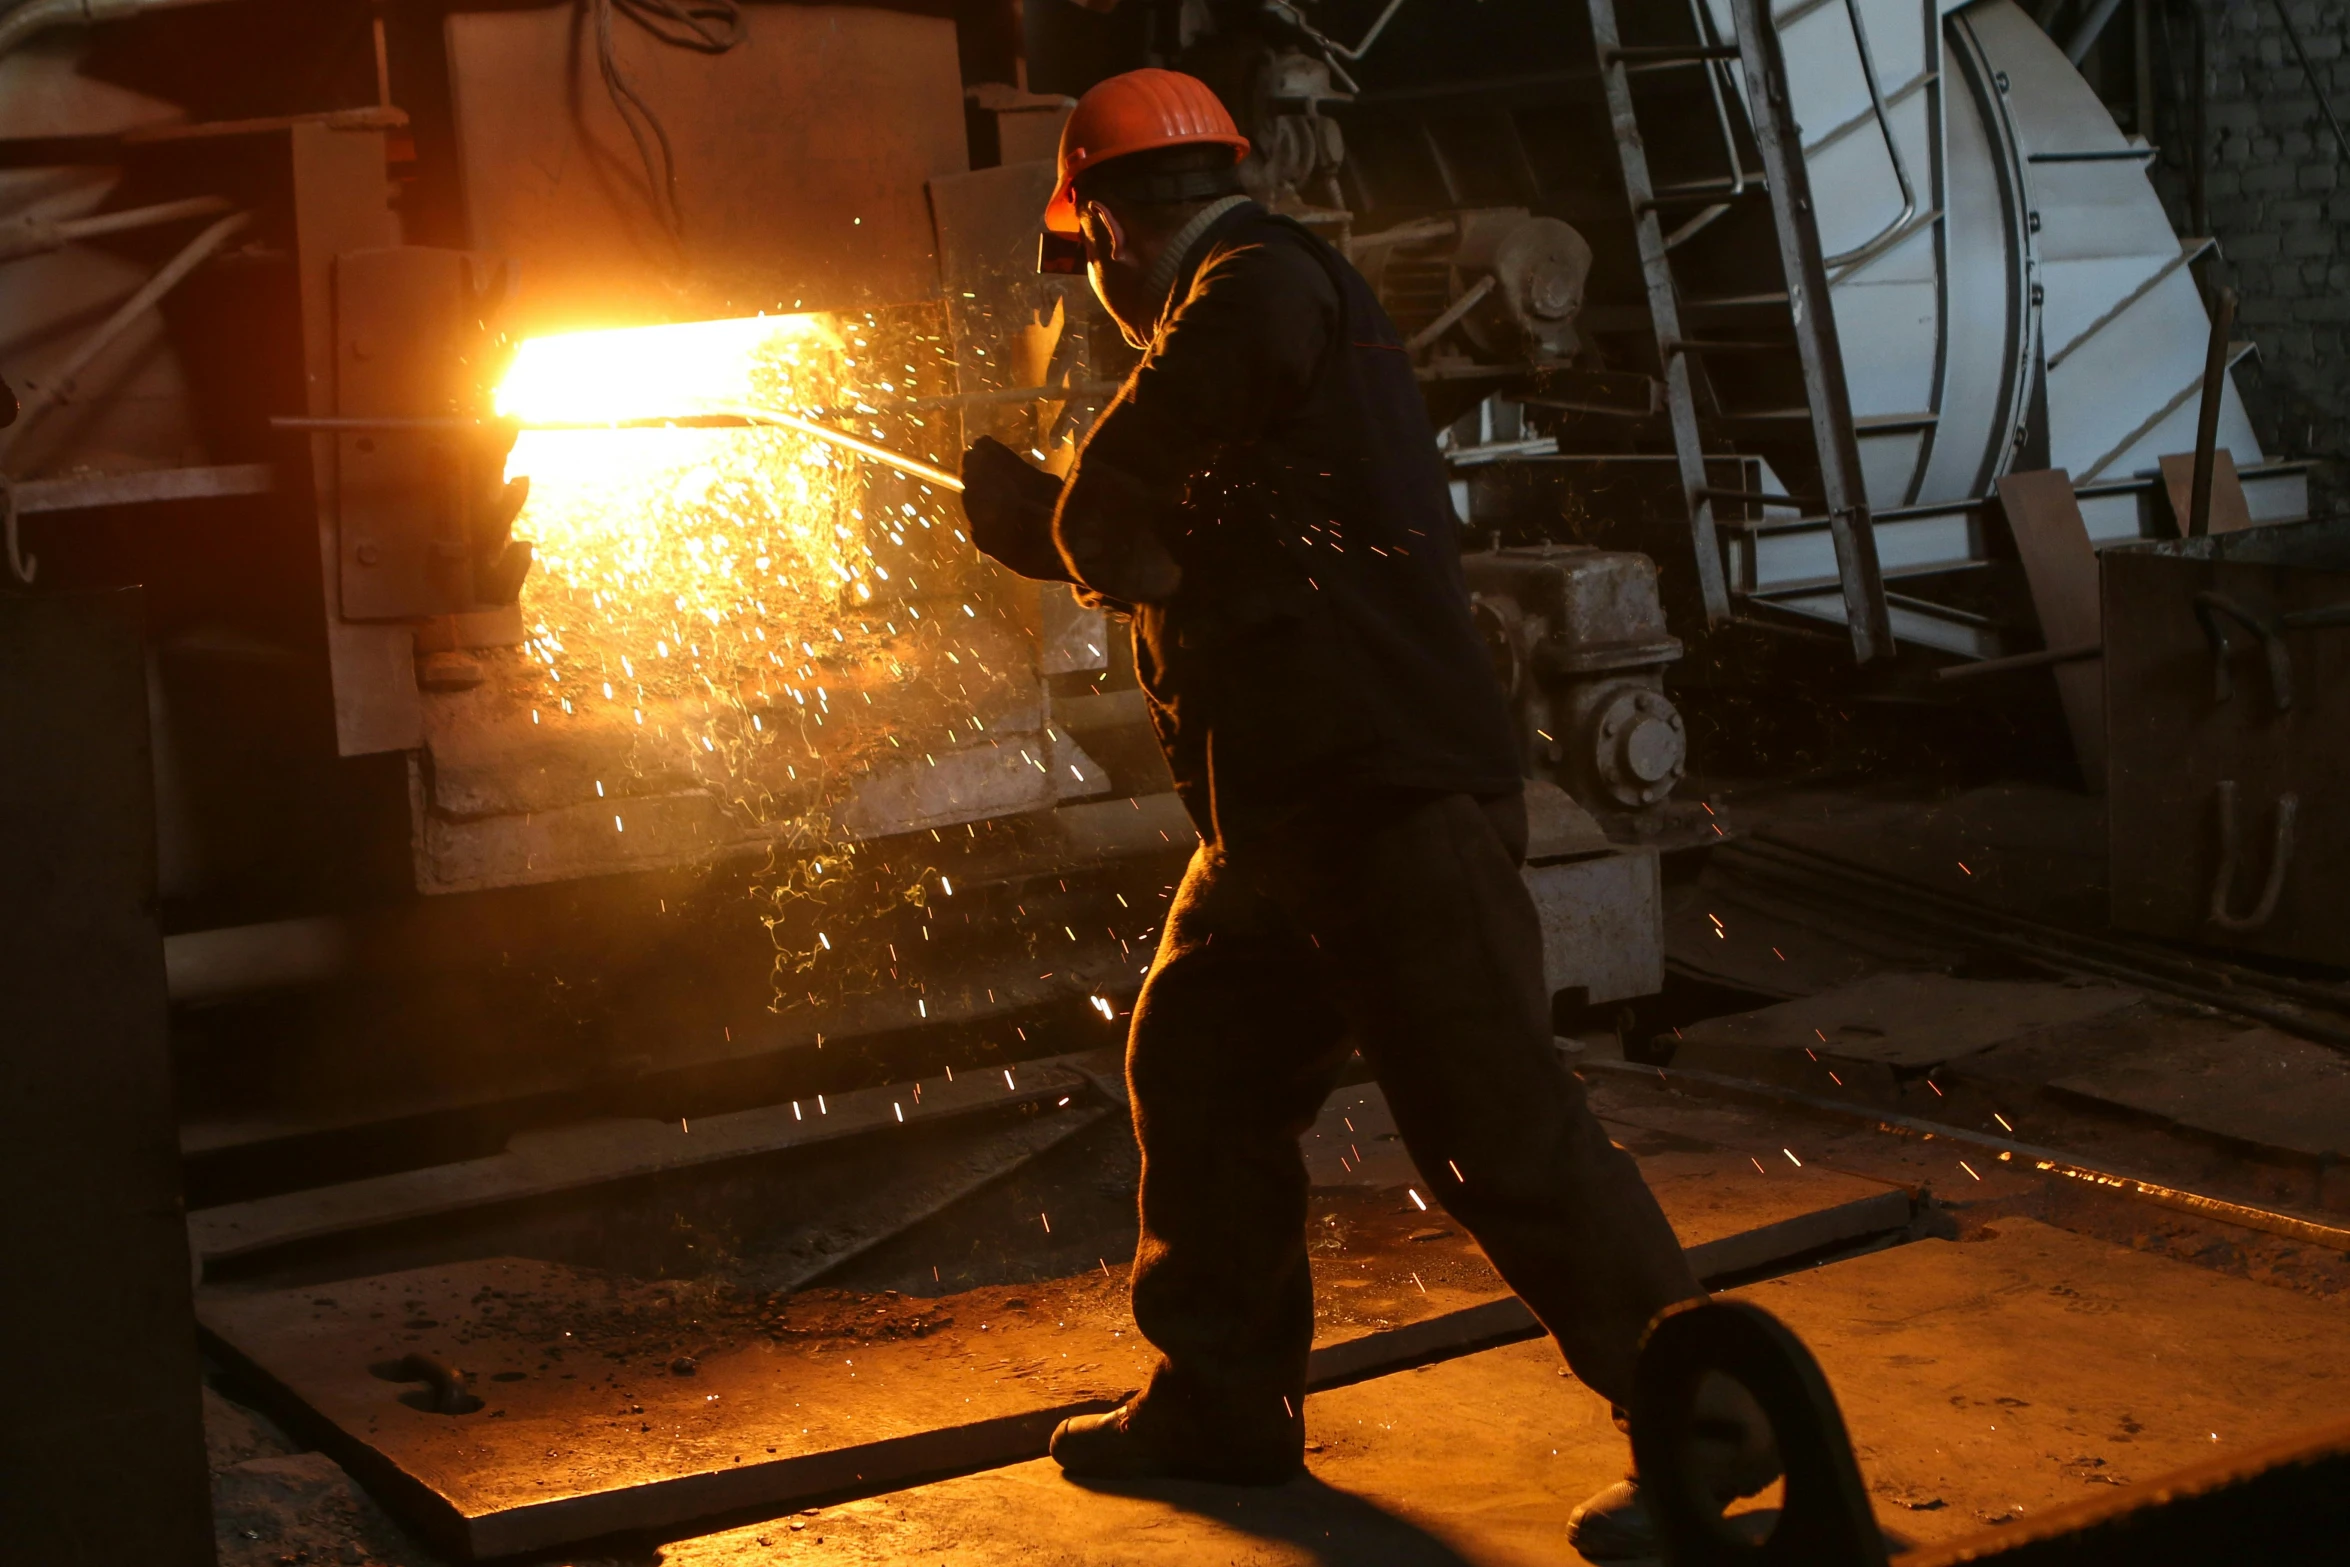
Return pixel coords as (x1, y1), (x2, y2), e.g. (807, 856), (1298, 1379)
(1050, 1399), (1303, 1485)
(1568, 1374), (1782, 1562)
(1565, 1479), (1656, 1562)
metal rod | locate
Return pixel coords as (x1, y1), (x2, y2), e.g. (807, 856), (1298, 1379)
(714, 403), (963, 491)
(2188, 285), (2237, 538)
(1405, 274), (1497, 356)
(1819, 0), (1922, 269)
(1933, 640), (2102, 681)
(270, 407), (966, 493)
(1582, 1057), (2350, 1252)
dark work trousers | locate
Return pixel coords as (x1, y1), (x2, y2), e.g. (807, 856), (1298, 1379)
(1120, 788), (1702, 1470)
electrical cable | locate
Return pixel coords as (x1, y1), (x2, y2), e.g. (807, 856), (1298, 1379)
(590, 0), (746, 248)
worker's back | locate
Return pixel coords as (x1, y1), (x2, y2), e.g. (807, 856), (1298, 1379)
(1091, 203), (1523, 845)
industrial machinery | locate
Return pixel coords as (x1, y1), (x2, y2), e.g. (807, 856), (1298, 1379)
(0, 0), (2279, 1189)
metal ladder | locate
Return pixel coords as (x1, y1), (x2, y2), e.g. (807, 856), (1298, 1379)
(1586, 0), (1894, 662)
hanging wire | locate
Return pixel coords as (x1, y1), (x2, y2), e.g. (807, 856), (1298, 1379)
(591, 0), (747, 246)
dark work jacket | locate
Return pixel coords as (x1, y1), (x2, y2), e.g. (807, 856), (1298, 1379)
(1052, 203), (1522, 848)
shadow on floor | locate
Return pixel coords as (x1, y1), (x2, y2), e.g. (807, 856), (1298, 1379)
(1060, 1470), (1485, 1565)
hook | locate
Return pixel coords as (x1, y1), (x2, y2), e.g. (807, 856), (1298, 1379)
(2208, 781), (2297, 932)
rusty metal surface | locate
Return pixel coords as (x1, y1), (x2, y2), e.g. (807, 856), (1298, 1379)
(199, 1082), (1901, 1557)
(2105, 520), (2350, 967)
(201, 1255), (1150, 1559)
(443, 4), (968, 331)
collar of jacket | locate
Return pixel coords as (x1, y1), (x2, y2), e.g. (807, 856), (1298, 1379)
(1146, 195), (1257, 330)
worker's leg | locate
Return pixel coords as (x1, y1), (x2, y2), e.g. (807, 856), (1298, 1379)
(1116, 843), (1349, 1476)
(1271, 790), (1701, 1410)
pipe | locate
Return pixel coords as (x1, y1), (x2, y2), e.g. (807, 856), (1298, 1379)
(0, 194), (234, 265)
(2, 209), (250, 458)
(164, 917), (351, 1003)
(2, 207), (249, 582)
(2187, 284), (2236, 538)
(0, 0), (243, 62)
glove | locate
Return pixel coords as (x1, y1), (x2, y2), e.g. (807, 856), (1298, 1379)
(959, 436), (1072, 583)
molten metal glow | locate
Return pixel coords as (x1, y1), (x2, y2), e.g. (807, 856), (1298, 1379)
(486, 311), (1008, 1004)
(492, 314), (904, 829)
(496, 314), (833, 426)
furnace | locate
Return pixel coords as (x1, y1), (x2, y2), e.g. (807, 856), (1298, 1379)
(2, 2), (2346, 1565)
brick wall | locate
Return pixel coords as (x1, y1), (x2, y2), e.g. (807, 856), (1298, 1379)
(2146, 0), (2349, 520)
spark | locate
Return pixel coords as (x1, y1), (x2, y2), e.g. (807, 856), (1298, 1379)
(1408, 1188), (1428, 1211)
(1993, 1112), (2014, 1132)
(1782, 1148), (1802, 1167)
(894, 1102), (903, 1122)
(1960, 1159), (1981, 1181)
(1447, 1159), (1464, 1182)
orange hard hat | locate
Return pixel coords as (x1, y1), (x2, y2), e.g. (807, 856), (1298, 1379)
(1044, 68), (1250, 235)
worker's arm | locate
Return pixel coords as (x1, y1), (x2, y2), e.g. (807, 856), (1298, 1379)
(1054, 231), (1339, 602)
(959, 435), (1077, 584)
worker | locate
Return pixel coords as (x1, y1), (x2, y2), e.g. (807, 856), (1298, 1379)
(956, 67), (1776, 1559)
